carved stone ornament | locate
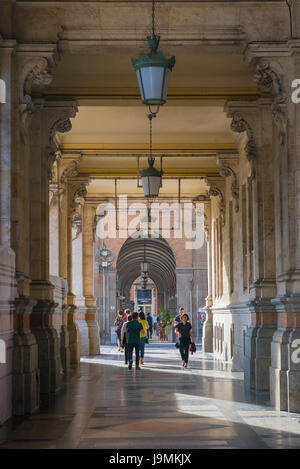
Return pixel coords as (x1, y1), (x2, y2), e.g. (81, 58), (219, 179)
(47, 118), (73, 181)
(253, 60), (287, 146)
(253, 60), (286, 103)
(72, 214), (82, 241)
(23, 57), (53, 100)
(230, 113), (256, 163)
(70, 186), (87, 219)
(219, 165), (239, 212)
(60, 163), (79, 186)
(271, 101), (287, 146)
(203, 212), (209, 242)
(208, 183), (225, 226)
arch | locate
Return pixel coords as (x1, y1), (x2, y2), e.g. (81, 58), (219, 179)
(0, 79), (6, 104)
(116, 236), (176, 297)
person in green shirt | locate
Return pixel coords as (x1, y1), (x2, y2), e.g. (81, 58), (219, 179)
(126, 312), (143, 370)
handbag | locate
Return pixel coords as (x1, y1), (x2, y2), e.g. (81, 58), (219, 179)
(189, 342), (196, 354)
(175, 342), (180, 349)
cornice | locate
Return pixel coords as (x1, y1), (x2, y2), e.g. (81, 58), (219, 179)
(61, 142), (237, 155)
(77, 168), (220, 178)
(42, 86), (259, 103)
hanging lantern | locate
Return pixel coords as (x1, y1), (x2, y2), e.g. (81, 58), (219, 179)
(138, 113), (163, 199)
(139, 158), (162, 199)
(131, 0), (175, 113)
(141, 261), (149, 274)
(132, 37), (175, 109)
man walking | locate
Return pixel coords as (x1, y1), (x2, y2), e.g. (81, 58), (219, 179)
(146, 312), (153, 339)
(126, 312), (143, 370)
(173, 307), (185, 328)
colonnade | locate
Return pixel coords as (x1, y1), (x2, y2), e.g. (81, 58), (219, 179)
(203, 47), (300, 412)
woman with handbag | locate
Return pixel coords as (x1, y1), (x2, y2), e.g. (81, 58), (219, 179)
(175, 313), (194, 368)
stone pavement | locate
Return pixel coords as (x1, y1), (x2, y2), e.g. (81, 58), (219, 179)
(1, 344), (300, 449)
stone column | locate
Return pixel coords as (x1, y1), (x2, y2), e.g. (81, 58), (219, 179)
(245, 45), (300, 411)
(81, 203), (100, 355)
(11, 51), (59, 416)
(28, 101), (77, 394)
(225, 99), (277, 391)
(0, 39), (16, 424)
(203, 202), (213, 352)
(57, 157), (80, 370)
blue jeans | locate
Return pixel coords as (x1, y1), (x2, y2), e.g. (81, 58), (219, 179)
(139, 337), (147, 358)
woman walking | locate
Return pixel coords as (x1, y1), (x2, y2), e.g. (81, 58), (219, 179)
(121, 314), (132, 364)
(114, 310), (124, 352)
(175, 313), (194, 367)
(138, 311), (149, 365)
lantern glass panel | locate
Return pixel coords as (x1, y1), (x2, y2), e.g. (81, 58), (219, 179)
(141, 174), (161, 198)
(137, 66), (169, 105)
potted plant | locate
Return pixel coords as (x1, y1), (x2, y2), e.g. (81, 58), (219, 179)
(158, 308), (177, 342)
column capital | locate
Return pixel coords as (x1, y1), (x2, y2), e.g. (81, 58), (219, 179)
(15, 44), (58, 104)
(68, 176), (91, 230)
(217, 156), (239, 212)
(41, 101), (78, 180)
(205, 177), (226, 226)
(224, 101), (260, 179)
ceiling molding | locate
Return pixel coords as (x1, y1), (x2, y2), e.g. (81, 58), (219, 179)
(78, 168), (220, 178)
(43, 86), (259, 103)
(61, 142), (237, 155)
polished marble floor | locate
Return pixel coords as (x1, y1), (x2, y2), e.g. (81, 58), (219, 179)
(1, 343), (300, 449)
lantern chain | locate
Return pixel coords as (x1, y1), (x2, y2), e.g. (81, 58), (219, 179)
(152, 0), (155, 37)
(149, 114), (152, 160)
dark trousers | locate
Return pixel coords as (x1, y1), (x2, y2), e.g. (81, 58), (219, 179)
(179, 337), (191, 364)
(124, 344), (129, 363)
(128, 343), (140, 366)
(147, 326), (153, 338)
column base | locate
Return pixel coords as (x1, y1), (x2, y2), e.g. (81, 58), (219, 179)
(60, 304), (71, 372)
(202, 311), (213, 352)
(50, 276), (71, 372)
(255, 325), (276, 391)
(13, 296), (40, 415)
(67, 305), (80, 365)
(0, 246), (16, 424)
(76, 306), (100, 356)
(13, 330), (40, 415)
(244, 297), (276, 391)
(244, 325), (259, 390)
(270, 327), (300, 412)
(30, 299), (62, 394)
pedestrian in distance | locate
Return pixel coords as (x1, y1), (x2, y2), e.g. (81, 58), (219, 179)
(114, 310), (125, 352)
(138, 311), (149, 365)
(121, 314), (132, 365)
(146, 312), (153, 339)
(126, 312), (143, 370)
(173, 307), (190, 328)
(175, 313), (194, 368)
(124, 308), (131, 320)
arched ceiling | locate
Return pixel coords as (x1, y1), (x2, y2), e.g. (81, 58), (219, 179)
(117, 237), (176, 294)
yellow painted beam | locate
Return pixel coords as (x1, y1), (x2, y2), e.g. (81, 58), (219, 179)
(78, 168), (220, 178)
(61, 142), (237, 154)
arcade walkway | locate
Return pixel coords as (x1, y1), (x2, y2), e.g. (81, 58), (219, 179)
(1, 344), (300, 450)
